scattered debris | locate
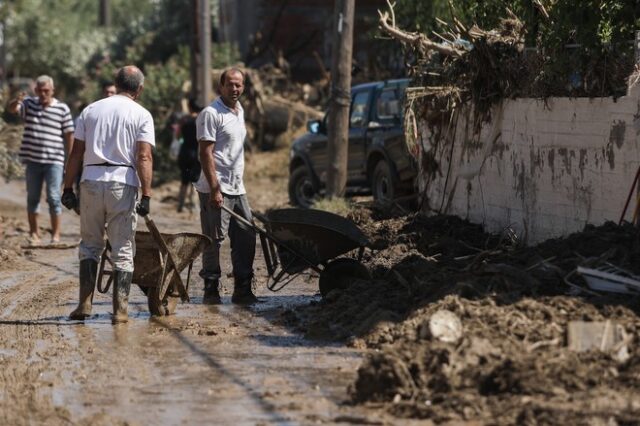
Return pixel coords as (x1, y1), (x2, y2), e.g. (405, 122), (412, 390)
(293, 208), (640, 423)
(567, 320), (631, 363)
(426, 309), (462, 343)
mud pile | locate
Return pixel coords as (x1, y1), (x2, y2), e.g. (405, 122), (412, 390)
(295, 210), (640, 423)
(0, 123), (23, 182)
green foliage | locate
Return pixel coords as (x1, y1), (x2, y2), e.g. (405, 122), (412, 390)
(3, 0), (110, 97)
(1, 0), (238, 187)
(394, 0), (640, 97)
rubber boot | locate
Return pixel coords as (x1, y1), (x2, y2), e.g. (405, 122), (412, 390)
(112, 270), (133, 324)
(202, 279), (222, 305)
(231, 276), (258, 305)
(69, 259), (98, 320)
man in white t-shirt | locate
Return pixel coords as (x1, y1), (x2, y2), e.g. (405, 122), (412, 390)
(195, 68), (257, 305)
(62, 65), (155, 324)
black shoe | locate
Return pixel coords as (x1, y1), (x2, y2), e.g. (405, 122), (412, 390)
(231, 291), (258, 305)
(203, 279), (222, 305)
(231, 277), (258, 305)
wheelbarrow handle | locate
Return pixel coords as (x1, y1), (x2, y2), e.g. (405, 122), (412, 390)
(220, 204), (262, 234)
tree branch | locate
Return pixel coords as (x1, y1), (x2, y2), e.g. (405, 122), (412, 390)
(378, 10), (464, 57)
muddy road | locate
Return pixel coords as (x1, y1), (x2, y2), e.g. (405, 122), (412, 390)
(0, 153), (394, 426)
(5, 147), (640, 425)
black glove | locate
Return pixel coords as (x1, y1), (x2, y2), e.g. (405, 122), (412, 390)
(61, 188), (78, 211)
(136, 195), (150, 216)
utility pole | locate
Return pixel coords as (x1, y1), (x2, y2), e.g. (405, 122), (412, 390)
(99, 0), (111, 28)
(191, 0), (212, 107)
(199, 0), (212, 107)
(326, 0), (355, 199)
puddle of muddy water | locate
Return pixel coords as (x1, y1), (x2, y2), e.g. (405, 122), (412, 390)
(48, 291), (365, 425)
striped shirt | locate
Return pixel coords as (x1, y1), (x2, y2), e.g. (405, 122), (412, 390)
(18, 97), (74, 166)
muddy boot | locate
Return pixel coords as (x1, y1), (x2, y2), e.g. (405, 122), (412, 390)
(202, 279), (222, 305)
(231, 276), (258, 305)
(69, 259), (98, 320)
(112, 270), (133, 324)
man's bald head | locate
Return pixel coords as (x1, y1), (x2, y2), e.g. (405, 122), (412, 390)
(115, 66), (145, 95)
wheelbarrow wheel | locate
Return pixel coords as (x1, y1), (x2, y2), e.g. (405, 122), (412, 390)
(147, 285), (179, 316)
(319, 258), (371, 298)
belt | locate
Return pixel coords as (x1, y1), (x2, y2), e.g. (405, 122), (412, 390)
(85, 162), (133, 168)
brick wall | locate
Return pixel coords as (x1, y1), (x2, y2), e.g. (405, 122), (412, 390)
(418, 82), (640, 244)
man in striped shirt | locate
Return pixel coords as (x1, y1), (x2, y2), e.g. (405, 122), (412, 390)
(8, 75), (74, 244)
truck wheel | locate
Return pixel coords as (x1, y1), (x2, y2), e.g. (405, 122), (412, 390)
(289, 166), (317, 208)
(319, 258), (371, 298)
(372, 161), (396, 203)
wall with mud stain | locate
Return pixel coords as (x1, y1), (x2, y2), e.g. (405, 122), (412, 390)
(418, 83), (640, 244)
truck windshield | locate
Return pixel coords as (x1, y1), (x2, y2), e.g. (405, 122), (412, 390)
(376, 87), (402, 122)
(350, 91), (370, 128)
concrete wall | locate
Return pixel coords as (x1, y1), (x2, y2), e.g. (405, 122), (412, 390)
(418, 81), (640, 244)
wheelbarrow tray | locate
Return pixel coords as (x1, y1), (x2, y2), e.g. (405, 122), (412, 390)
(133, 231), (209, 288)
(261, 208), (369, 274)
(96, 217), (211, 316)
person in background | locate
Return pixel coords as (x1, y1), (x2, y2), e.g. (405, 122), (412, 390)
(62, 65), (155, 324)
(7, 75), (74, 244)
(195, 68), (257, 305)
(101, 80), (116, 98)
(177, 98), (202, 212)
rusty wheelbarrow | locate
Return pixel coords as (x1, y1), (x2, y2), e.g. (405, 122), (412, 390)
(96, 216), (211, 316)
(223, 206), (371, 297)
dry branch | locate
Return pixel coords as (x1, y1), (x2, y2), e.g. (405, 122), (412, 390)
(378, 7), (464, 57)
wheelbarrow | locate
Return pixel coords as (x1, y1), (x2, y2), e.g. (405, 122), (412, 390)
(96, 215), (211, 316)
(223, 206), (371, 297)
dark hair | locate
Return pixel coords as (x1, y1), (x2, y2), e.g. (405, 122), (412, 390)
(188, 97), (203, 112)
(101, 80), (115, 90)
(115, 66), (144, 94)
(219, 68), (244, 86)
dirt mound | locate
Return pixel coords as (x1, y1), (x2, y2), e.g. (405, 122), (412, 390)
(294, 210), (640, 423)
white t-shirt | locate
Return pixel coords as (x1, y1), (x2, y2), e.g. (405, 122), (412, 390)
(194, 97), (247, 195)
(75, 94), (155, 187)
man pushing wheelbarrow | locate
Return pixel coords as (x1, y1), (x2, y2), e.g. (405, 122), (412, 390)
(62, 65), (155, 324)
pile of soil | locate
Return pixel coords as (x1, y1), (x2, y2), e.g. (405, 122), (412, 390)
(293, 208), (640, 423)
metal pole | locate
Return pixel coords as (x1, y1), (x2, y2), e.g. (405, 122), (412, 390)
(326, 0), (355, 199)
(190, 0), (200, 101)
(200, 0), (212, 107)
(99, 0), (111, 28)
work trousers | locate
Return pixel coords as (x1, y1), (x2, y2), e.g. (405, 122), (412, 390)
(78, 181), (138, 272)
(198, 191), (256, 283)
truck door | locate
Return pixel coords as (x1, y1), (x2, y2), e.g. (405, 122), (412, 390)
(347, 89), (371, 185)
(306, 113), (329, 184)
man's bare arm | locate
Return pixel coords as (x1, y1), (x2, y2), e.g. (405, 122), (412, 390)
(199, 139), (223, 207)
(63, 139), (85, 189)
(136, 141), (154, 197)
(63, 131), (74, 161)
(7, 92), (25, 115)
